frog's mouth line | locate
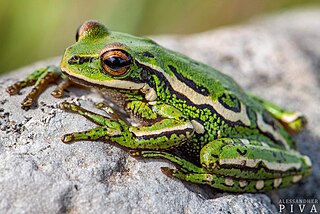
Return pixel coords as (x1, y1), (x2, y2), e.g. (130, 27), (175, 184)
(62, 69), (146, 91)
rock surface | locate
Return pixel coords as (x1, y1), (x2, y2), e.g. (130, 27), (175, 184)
(1, 8), (319, 214)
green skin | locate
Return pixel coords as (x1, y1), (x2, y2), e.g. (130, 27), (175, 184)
(7, 21), (311, 193)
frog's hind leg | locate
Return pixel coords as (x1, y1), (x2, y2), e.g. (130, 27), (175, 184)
(201, 138), (312, 179)
(130, 150), (308, 192)
(249, 94), (307, 134)
(164, 168), (306, 193)
(199, 138), (311, 192)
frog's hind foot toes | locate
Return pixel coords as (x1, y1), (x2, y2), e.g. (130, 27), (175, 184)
(280, 112), (308, 134)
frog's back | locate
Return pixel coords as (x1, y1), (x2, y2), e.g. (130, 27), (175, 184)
(152, 46), (264, 113)
(137, 45), (295, 151)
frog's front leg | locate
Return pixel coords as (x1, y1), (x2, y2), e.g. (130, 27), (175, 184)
(6, 66), (70, 109)
(60, 101), (194, 150)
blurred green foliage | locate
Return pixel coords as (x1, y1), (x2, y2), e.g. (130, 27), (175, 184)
(0, 0), (319, 74)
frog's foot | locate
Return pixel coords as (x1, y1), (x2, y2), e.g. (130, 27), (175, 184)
(278, 112), (307, 135)
(162, 167), (308, 193)
(59, 102), (123, 144)
(95, 102), (121, 120)
(6, 65), (66, 109)
(61, 127), (119, 143)
(51, 77), (72, 98)
(59, 101), (118, 126)
(249, 94), (307, 134)
(130, 150), (204, 173)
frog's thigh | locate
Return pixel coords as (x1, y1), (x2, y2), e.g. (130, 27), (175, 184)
(200, 138), (311, 179)
(169, 168), (306, 192)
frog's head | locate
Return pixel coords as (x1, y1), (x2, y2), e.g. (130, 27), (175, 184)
(61, 20), (160, 101)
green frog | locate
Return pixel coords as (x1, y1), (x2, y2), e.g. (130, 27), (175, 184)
(6, 20), (311, 192)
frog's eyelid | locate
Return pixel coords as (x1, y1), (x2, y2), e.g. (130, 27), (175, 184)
(99, 42), (128, 56)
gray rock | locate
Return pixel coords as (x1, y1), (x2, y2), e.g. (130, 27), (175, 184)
(1, 8), (319, 214)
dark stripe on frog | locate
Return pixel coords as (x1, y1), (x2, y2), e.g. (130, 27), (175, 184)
(68, 55), (98, 65)
(246, 106), (257, 124)
(219, 161), (299, 175)
(262, 110), (277, 130)
(137, 62), (246, 128)
(218, 93), (241, 113)
(247, 108), (287, 149)
(167, 64), (210, 96)
(255, 115), (287, 149)
(262, 130), (286, 149)
(141, 51), (155, 58)
(132, 127), (194, 141)
(236, 148), (247, 156)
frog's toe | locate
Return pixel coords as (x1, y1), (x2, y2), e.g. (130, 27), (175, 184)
(51, 78), (71, 98)
(129, 150), (142, 157)
(6, 84), (20, 95)
(95, 102), (120, 119)
(61, 133), (75, 144)
(281, 112), (308, 134)
(59, 101), (82, 111)
(51, 90), (64, 98)
(59, 101), (73, 110)
(21, 97), (34, 109)
(160, 167), (175, 177)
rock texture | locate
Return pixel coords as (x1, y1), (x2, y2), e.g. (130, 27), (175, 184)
(1, 8), (319, 214)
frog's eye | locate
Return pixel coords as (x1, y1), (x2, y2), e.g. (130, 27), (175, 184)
(100, 49), (132, 76)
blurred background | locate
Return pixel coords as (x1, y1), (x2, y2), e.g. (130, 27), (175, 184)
(0, 0), (319, 75)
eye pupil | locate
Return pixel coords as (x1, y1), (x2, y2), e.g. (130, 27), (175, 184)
(104, 56), (128, 70)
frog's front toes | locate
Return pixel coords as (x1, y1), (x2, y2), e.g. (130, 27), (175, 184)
(95, 102), (120, 119)
(59, 101), (76, 111)
(160, 167), (175, 177)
